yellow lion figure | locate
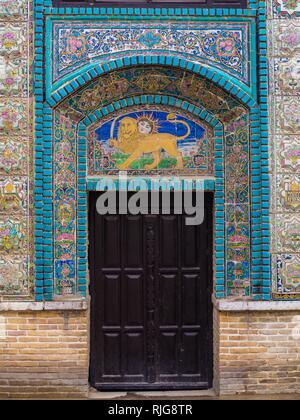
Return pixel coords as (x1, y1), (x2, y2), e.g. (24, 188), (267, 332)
(110, 113), (190, 170)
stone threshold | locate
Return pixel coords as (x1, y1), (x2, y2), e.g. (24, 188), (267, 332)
(213, 297), (300, 312)
(88, 388), (216, 400)
(0, 300), (88, 312)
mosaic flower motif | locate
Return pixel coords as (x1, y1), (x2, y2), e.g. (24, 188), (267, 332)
(276, 21), (300, 56)
(137, 31), (163, 48)
(0, 100), (27, 135)
(278, 98), (300, 133)
(0, 218), (27, 253)
(274, 0), (300, 17)
(0, 139), (27, 174)
(277, 57), (300, 94)
(0, 256), (29, 296)
(0, 178), (27, 214)
(55, 260), (76, 296)
(278, 174), (300, 212)
(0, 58), (28, 96)
(278, 135), (300, 172)
(0, 0), (27, 18)
(277, 215), (300, 252)
(275, 254), (300, 294)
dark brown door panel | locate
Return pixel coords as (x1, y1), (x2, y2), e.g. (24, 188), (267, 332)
(89, 192), (213, 390)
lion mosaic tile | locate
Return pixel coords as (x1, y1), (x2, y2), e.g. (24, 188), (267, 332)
(88, 108), (215, 177)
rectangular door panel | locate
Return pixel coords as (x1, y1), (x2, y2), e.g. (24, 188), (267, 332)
(160, 215), (178, 268)
(181, 332), (201, 376)
(124, 332), (146, 377)
(124, 215), (143, 268)
(102, 215), (121, 268)
(103, 274), (121, 326)
(125, 273), (144, 326)
(103, 333), (122, 377)
(159, 273), (178, 326)
(182, 274), (200, 326)
(158, 332), (178, 376)
(182, 225), (198, 268)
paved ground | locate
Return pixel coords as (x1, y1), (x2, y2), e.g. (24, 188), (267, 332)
(88, 389), (300, 400)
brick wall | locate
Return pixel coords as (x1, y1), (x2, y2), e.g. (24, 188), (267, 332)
(216, 310), (300, 395)
(0, 311), (89, 399)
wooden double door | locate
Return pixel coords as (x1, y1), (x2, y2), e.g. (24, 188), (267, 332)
(89, 192), (213, 390)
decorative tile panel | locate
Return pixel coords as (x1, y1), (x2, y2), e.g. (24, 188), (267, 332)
(0, 23), (28, 58)
(51, 21), (250, 86)
(272, 20), (300, 56)
(35, 8), (264, 302)
(275, 97), (300, 134)
(274, 254), (300, 296)
(272, 57), (300, 95)
(276, 135), (300, 172)
(0, 217), (27, 254)
(0, 1), (31, 299)
(273, 0), (300, 18)
(0, 57), (28, 96)
(53, 112), (77, 296)
(0, 178), (27, 215)
(0, 256), (29, 296)
(0, 99), (28, 136)
(277, 214), (300, 252)
(0, 138), (27, 175)
(62, 66), (245, 122)
(0, 0), (28, 19)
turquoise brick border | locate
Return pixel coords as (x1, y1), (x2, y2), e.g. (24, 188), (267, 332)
(33, 0), (272, 301)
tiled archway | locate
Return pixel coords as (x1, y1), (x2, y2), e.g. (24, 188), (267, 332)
(47, 76), (256, 300)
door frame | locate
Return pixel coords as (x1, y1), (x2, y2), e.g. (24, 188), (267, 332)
(88, 189), (214, 391)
